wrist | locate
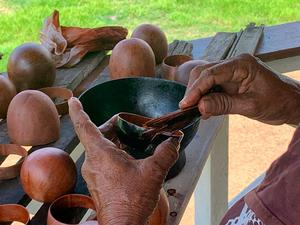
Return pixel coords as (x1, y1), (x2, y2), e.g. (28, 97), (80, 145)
(285, 89), (300, 126)
(98, 210), (147, 225)
(97, 203), (147, 225)
(281, 81), (300, 126)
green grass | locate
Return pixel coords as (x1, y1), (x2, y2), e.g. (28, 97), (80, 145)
(1, 0), (300, 71)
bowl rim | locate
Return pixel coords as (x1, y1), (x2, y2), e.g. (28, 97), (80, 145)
(79, 77), (187, 98)
(79, 77), (200, 130)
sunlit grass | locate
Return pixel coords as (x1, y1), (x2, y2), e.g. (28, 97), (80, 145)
(1, 0), (300, 71)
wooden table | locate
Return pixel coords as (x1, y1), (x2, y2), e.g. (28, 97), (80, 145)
(1, 21), (300, 225)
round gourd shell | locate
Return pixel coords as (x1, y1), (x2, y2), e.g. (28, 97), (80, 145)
(131, 24), (168, 64)
(0, 76), (16, 119)
(20, 147), (77, 203)
(7, 90), (60, 146)
(175, 59), (209, 85)
(109, 38), (156, 79)
(7, 43), (56, 92)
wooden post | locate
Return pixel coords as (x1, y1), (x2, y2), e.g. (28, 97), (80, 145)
(195, 116), (229, 225)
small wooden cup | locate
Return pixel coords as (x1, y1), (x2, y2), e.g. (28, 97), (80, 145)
(39, 87), (73, 115)
(47, 194), (96, 225)
(0, 204), (30, 224)
(161, 55), (192, 80)
(0, 144), (28, 180)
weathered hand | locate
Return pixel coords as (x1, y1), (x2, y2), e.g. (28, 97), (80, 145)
(180, 54), (300, 125)
(68, 97), (182, 225)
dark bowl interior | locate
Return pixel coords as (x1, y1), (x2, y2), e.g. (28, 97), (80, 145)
(79, 77), (200, 179)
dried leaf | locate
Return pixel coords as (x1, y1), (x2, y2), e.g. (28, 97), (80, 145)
(40, 10), (67, 55)
(40, 10), (128, 68)
(61, 26), (128, 52)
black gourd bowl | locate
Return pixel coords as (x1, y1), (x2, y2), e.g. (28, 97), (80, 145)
(79, 77), (200, 180)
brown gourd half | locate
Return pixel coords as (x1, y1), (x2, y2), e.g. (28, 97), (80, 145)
(7, 42), (56, 92)
(109, 38), (156, 79)
(131, 24), (168, 64)
(7, 90), (60, 146)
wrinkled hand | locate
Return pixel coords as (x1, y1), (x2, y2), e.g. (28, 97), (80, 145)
(180, 54), (300, 125)
(68, 97), (182, 225)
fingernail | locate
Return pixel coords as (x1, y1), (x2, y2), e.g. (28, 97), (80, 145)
(178, 131), (184, 142)
(170, 134), (183, 146)
(179, 99), (187, 108)
(170, 137), (179, 146)
(69, 97), (76, 101)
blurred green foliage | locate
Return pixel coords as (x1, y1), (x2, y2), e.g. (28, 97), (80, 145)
(1, 0), (300, 71)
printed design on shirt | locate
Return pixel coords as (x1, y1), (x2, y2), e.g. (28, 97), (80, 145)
(225, 203), (264, 225)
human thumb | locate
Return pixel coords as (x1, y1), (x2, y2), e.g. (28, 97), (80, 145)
(146, 132), (184, 172)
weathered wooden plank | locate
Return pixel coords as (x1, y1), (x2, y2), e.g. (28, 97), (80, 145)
(192, 21), (300, 61)
(226, 30), (243, 59)
(0, 121), (9, 144)
(200, 32), (236, 61)
(89, 67), (110, 88)
(73, 56), (110, 97)
(228, 23), (264, 58)
(54, 52), (105, 90)
(168, 40), (193, 57)
(256, 21), (300, 61)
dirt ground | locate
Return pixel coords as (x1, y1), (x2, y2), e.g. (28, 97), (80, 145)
(180, 70), (300, 224)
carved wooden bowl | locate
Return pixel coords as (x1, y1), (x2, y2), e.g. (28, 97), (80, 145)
(79, 77), (200, 180)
